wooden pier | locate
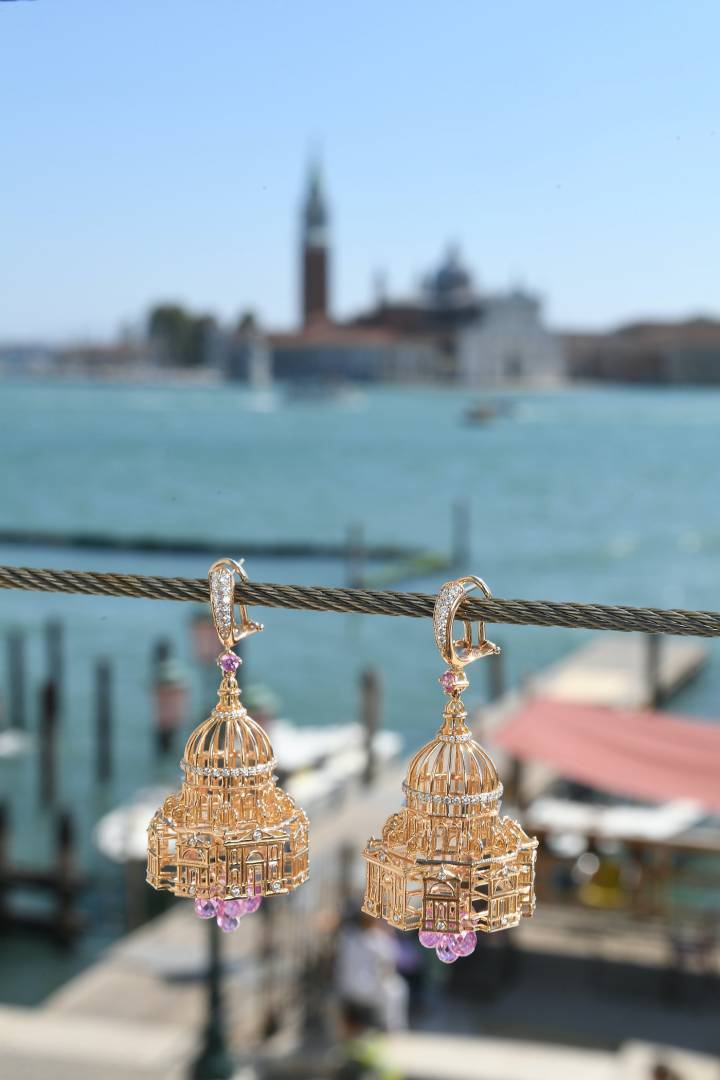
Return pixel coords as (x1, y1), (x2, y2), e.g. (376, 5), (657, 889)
(532, 633), (707, 709)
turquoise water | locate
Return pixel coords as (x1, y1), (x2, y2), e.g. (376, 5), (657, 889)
(1, 380), (719, 998)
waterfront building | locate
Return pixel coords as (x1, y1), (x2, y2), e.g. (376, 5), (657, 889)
(564, 317), (720, 383)
(457, 290), (566, 384)
(263, 163), (565, 385)
(353, 247), (565, 384)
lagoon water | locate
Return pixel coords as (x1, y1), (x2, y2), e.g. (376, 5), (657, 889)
(1, 380), (720, 997)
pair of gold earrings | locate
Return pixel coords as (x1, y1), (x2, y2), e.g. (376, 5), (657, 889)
(147, 559), (537, 963)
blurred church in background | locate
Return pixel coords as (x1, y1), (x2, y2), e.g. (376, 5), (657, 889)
(229, 162), (566, 386)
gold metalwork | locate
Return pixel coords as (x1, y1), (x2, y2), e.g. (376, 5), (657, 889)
(147, 559), (309, 904)
(362, 576), (537, 937)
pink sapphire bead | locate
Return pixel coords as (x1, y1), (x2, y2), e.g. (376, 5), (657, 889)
(439, 670), (456, 693)
(418, 930), (442, 948)
(217, 912), (240, 933)
(435, 938), (458, 964)
(223, 899), (247, 918)
(244, 894), (262, 913)
(194, 898), (218, 919)
(218, 651), (241, 673)
(450, 930), (477, 957)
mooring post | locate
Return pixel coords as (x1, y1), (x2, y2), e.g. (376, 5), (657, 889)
(0, 803), (8, 927)
(646, 634), (663, 708)
(346, 522), (366, 588)
(452, 498), (471, 568)
(152, 640), (188, 757)
(56, 809), (75, 943)
(39, 679), (58, 805)
(7, 630), (26, 730)
(337, 841), (356, 909)
(487, 648), (505, 703)
(45, 619), (64, 716)
(95, 658), (113, 783)
(361, 668), (380, 786)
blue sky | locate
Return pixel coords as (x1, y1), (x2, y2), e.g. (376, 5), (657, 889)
(2, 0), (719, 341)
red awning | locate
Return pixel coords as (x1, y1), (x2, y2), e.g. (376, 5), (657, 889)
(491, 698), (720, 813)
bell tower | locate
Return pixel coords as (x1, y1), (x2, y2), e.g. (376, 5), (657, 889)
(301, 160), (330, 326)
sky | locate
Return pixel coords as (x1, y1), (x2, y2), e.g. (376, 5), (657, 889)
(1, 0), (719, 342)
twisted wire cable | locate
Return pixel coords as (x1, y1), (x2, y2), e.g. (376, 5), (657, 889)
(0, 564), (719, 637)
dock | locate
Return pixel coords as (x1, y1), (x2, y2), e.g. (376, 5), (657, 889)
(532, 633), (707, 708)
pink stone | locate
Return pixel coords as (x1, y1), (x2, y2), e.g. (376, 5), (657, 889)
(449, 930), (477, 957)
(218, 651), (241, 673)
(439, 670), (456, 691)
(223, 899), (247, 918)
(418, 930), (442, 949)
(217, 912), (240, 932)
(435, 938), (458, 964)
(194, 898), (217, 919)
(244, 894), (262, 914)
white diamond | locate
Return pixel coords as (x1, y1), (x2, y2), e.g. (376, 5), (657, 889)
(231, 885), (241, 897)
(253, 829), (262, 840)
(272, 881), (281, 892)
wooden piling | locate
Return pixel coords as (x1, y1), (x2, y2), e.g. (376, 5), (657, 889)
(361, 668), (380, 786)
(6, 630), (26, 729)
(0, 802), (8, 926)
(38, 679), (58, 805)
(45, 619), (64, 714)
(55, 809), (75, 943)
(152, 638), (171, 672)
(95, 658), (113, 783)
(337, 841), (357, 908)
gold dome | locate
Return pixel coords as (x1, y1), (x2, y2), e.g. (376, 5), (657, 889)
(403, 698), (501, 815)
(181, 674), (275, 785)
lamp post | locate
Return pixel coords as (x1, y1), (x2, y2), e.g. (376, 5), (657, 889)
(191, 921), (234, 1080)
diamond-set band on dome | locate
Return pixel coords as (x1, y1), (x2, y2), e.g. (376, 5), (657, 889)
(402, 780), (503, 807)
(181, 758), (277, 779)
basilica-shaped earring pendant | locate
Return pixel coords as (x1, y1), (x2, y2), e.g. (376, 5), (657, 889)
(362, 576), (537, 962)
(147, 558), (309, 931)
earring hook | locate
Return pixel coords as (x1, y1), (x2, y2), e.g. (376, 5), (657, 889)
(208, 558), (264, 650)
(433, 575), (500, 668)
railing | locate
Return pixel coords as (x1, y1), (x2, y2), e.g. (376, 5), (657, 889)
(1, 564), (720, 636)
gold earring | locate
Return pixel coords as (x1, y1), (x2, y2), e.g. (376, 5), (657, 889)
(147, 558), (309, 930)
(362, 576), (537, 963)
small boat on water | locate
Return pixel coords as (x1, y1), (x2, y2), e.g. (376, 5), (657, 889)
(463, 399), (513, 425)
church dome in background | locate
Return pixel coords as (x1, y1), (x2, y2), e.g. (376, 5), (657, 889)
(425, 245), (476, 308)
